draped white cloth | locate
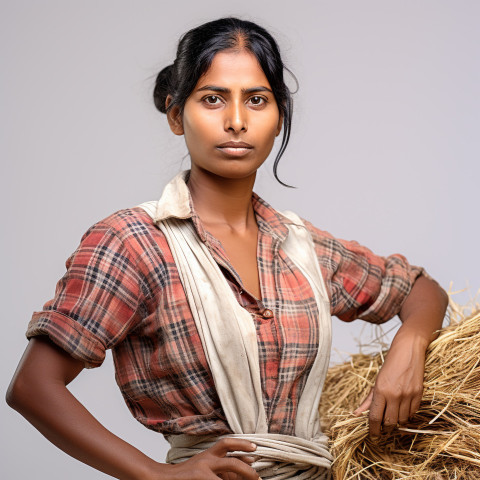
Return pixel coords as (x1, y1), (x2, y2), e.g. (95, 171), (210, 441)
(138, 171), (333, 479)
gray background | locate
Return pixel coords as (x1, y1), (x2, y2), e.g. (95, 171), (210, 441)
(1, 1), (479, 478)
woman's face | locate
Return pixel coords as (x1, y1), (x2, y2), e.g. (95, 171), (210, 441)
(168, 49), (283, 180)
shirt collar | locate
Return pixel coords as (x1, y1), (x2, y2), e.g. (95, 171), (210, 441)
(153, 169), (298, 244)
(152, 169), (193, 221)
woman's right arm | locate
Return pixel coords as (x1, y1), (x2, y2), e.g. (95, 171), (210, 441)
(6, 337), (259, 480)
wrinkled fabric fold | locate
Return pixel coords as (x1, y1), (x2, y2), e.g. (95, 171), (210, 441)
(166, 433), (331, 479)
(139, 171), (333, 479)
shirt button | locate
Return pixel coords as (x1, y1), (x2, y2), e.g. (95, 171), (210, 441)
(262, 308), (274, 319)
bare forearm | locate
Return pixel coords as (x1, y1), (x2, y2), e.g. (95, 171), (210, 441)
(6, 338), (169, 480)
(355, 275), (449, 436)
(8, 380), (168, 480)
(7, 340), (260, 480)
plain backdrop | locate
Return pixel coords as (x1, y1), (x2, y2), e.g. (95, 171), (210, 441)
(1, 1), (479, 478)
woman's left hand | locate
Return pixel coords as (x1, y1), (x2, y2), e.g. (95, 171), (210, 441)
(353, 330), (427, 439)
(353, 274), (449, 439)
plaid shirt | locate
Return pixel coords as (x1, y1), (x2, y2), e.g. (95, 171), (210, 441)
(27, 176), (424, 436)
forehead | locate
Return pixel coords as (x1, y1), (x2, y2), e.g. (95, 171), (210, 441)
(195, 50), (271, 89)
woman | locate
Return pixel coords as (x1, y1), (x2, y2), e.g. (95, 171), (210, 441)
(6, 17), (448, 480)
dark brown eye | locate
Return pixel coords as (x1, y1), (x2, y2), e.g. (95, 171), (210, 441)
(249, 96), (265, 106)
(205, 95), (220, 104)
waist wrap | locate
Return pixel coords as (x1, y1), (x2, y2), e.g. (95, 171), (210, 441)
(166, 433), (332, 479)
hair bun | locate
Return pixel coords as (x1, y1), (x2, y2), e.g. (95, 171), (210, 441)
(153, 63), (175, 113)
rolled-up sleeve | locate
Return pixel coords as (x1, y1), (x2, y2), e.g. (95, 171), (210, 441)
(26, 222), (145, 367)
(303, 219), (425, 324)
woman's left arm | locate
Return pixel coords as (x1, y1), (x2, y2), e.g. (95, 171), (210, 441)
(354, 274), (448, 439)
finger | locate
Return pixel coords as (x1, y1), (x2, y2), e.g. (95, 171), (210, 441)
(218, 474), (240, 480)
(203, 472), (222, 480)
(214, 457), (260, 480)
(398, 397), (411, 426)
(231, 454), (257, 464)
(353, 389), (374, 415)
(209, 438), (257, 457)
(409, 391), (423, 419)
(382, 397), (400, 435)
(368, 392), (386, 439)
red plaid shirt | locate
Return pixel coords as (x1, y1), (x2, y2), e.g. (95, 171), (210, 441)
(27, 178), (424, 436)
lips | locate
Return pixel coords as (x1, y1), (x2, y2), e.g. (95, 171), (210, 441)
(217, 141), (253, 148)
(216, 141), (253, 158)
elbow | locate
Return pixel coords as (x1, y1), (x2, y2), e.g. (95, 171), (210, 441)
(415, 274), (449, 309)
(439, 284), (449, 311)
(5, 370), (40, 415)
(427, 275), (449, 311)
(6, 374), (28, 412)
(7, 337), (80, 417)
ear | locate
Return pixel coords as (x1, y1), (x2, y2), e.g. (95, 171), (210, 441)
(275, 111), (284, 137)
(166, 95), (184, 136)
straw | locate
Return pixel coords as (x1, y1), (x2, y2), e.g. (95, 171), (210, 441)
(319, 295), (480, 479)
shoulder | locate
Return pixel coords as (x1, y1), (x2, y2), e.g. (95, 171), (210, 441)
(95, 206), (157, 240)
(79, 206), (172, 265)
(291, 215), (388, 280)
(296, 216), (335, 241)
(300, 216), (375, 256)
(294, 215), (346, 257)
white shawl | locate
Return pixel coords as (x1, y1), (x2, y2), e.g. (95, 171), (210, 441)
(139, 171), (333, 479)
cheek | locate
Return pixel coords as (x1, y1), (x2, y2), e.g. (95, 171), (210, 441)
(254, 114), (280, 145)
(183, 111), (216, 144)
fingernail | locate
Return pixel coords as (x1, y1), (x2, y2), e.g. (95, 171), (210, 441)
(250, 442), (257, 450)
(370, 435), (380, 442)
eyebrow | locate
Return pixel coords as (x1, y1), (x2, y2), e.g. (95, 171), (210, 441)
(195, 85), (273, 94)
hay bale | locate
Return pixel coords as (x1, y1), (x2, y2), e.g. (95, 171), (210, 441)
(319, 302), (480, 479)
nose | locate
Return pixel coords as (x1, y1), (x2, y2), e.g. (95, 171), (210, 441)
(224, 100), (247, 133)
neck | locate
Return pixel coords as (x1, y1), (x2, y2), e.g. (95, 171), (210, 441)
(187, 165), (257, 231)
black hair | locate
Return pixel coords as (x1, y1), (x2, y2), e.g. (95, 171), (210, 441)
(153, 17), (296, 188)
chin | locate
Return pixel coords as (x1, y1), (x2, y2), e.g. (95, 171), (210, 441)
(196, 160), (265, 180)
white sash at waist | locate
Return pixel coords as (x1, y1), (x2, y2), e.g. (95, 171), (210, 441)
(165, 433), (332, 480)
